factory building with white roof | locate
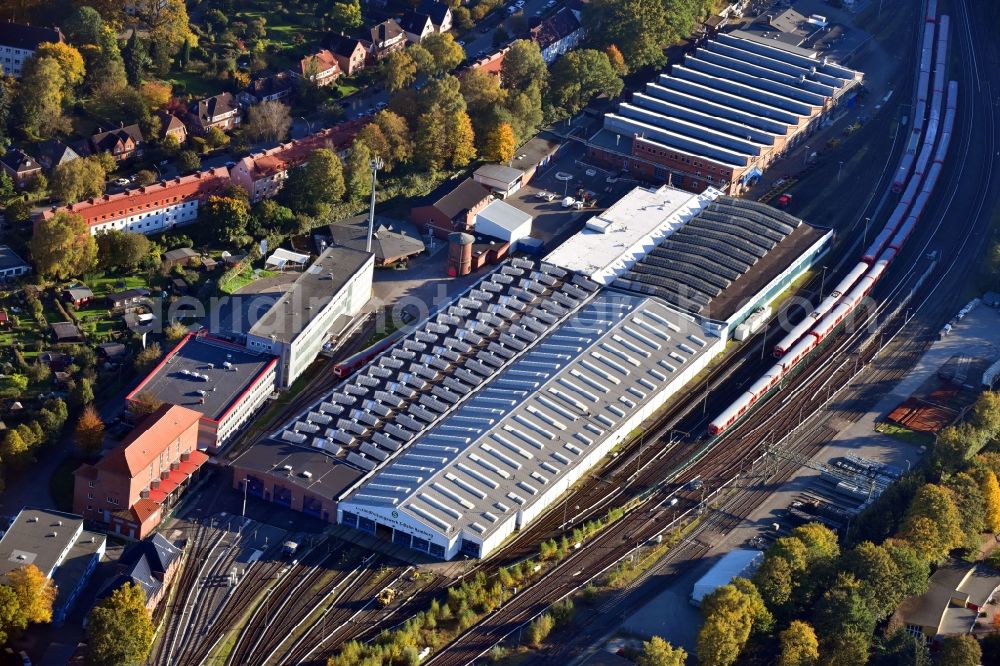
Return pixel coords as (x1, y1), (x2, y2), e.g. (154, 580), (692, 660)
(235, 183), (830, 560)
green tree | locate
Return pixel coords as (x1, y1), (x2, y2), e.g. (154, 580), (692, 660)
(35, 42), (86, 97)
(202, 195), (251, 247)
(526, 612), (554, 647)
(177, 149), (200, 173)
(50, 155), (107, 204)
(811, 574), (876, 662)
(85, 582), (154, 666)
(16, 56), (70, 139)
(697, 583), (755, 666)
(423, 32), (466, 74)
(0, 585), (22, 645)
(288, 148), (346, 216)
(898, 484), (964, 562)
(935, 422), (987, 472)
(384, 49), (417, 92)
(453, 6), (473, 31)
(970, 390), (1000, 437)
(86, 27), (128, 93)
(501, 39), (548, 93)
(871, 628), (931, 666)
(75, 406), (105, 456)
(976, 467), (1000, 532)
(778, 621), (819, 666)
(65, 6), (105, 45)
(461, 69), (506, 116)
(344, 139), (373, 203)
(132, 0), (191, 72)
(935, 635), (981, 666)
(244, 100), (292, 143)
(329, 0), (363, 33)
(96, 229), (152, 271)
(29, 211), (98, 279)
(205, 126), (229, 150)
(482, 122), (517, 162)
(839, 542), (905, 620)
(129, 391), (163, 417)
(0, 430), (28, 464)
(504, 84), (544, 141)
(548, 49), (623, 117)
(373, 110), (413, 169)
(71, 378), (94, 410)
(944, 472), (986, 550)
(753, 550), (796, 611)
(122, 32), (151, 86)
(637, 636), (687, 666)
(251, 199), (296, 236)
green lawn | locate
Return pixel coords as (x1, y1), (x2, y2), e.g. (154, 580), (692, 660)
(168, 69), (219, 98)
(218, 266), (276, 294)
(874, 420), (935, 447)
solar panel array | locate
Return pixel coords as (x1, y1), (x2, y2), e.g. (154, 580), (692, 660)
(614, 196), (803, 314)
(274, 257), (601, 474)
(342, 291), (713, 542)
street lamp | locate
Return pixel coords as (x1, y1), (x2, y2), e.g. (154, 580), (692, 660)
(367, 155), (384, 253)
(837, 160), (844, 181)
(862, 216), (871, 247)
(298, 116), (314, 136)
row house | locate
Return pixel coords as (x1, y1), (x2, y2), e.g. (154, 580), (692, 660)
(72, 405), (209, 540)
(38, 166), (231, 236)
(0, 22), (63, 78)
(229, 118), (366, 202)
(189, 92), (241, 133)
(324, 34), (368, 76)
(299, 49), (341, 86)
(90, 124), (144, 161)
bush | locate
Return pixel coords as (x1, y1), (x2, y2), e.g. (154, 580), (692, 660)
(526, 612), (555, 646)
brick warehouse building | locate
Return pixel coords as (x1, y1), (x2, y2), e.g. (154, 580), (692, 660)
(73, 405), (208, 540)
(586, 31), (862, 195)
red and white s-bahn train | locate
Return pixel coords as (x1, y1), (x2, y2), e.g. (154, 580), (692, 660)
(707, 14), (956, 436)
(892, 0), (939, 192)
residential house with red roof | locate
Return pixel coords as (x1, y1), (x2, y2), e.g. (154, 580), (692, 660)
(299, 49), (341, 86)
(157, 111), (188, 144)
(229, 118), (366, 202)
(38, 166), (231, 236)
(72, 405), (208, 540)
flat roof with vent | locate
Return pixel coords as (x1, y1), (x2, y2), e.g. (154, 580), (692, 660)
(127, 335), (276, 421)
(232, 439), (363, 499)
(340, 289), (716, 544)
(248, 245), (373, 344)
(0, 508), (103, 579)
(543, 185), (717, 284)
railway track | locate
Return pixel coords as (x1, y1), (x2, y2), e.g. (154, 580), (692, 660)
(424, 2), (998, 661)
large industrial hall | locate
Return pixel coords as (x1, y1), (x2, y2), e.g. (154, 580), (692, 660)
(586, 30), (863, 194)
(231, 182), (832, 560)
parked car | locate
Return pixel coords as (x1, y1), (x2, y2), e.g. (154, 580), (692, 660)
(561, 196), (576, 208)
(114, 177), (130, 186)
